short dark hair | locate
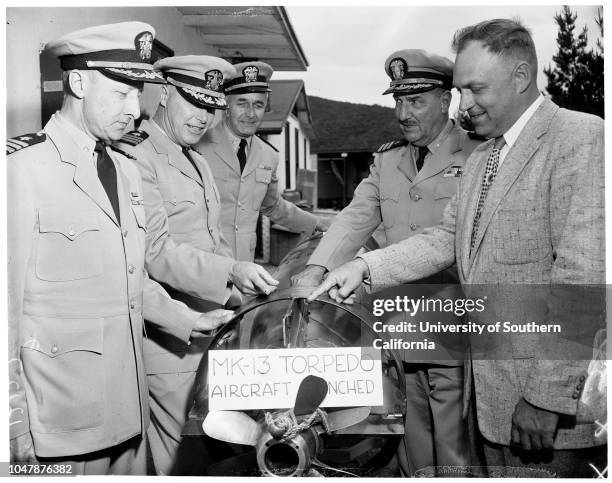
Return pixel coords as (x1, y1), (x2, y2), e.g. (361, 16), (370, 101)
(452, 18), (537, 69)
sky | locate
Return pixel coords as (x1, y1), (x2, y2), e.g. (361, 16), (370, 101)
(274, 5), (602, 108)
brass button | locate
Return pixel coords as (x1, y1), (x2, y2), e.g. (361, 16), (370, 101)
(571, 391), (580, 399)
(130, 300), (135, 309)
(413, 194), (422, 201)
(206, 198), (210, 204)
(123, 230), (129, 238)
(128, 264), (135, 274)
(410, 223), (417, 231)
(68, 226), (76, 237)
(51, 345), (58, 354)
(238, 201), (242, 207)
(235, 225), (239, 231)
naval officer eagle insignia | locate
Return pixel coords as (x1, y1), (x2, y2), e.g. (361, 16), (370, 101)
(6, 132), (46, 155)
(376, 139), (408, 153)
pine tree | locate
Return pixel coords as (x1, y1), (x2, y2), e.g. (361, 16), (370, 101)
(544, 6), (604, 118)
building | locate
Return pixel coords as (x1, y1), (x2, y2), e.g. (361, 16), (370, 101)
(308, 96), (400, 210)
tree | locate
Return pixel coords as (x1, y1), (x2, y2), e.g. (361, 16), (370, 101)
(544, 6), (604, 118)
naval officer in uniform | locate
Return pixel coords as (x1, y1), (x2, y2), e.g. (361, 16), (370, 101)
(7, 22), (233, 474)
(295, 49), (482, 475)
(116, 55), (278, 475)
(195, 61), (330, 262)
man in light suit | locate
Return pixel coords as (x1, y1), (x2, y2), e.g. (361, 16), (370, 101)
(116, 56), (278, 475)
(309, 19), (605, 477)
(7, 23), (232, 475)
(295, 49), (482, 475)
(195, 61), (329, 262)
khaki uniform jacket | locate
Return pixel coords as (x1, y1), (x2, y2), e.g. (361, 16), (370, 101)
(309, 120), (481, 270)
(7, 115), (200, 458)
(195, 124), (318, 262)
(309, 121), (481, 365)
(117, 120), (235, 375)
(360, 99), (605, 448)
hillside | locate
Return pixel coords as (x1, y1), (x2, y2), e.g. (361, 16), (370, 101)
(308, 96), (402, 153)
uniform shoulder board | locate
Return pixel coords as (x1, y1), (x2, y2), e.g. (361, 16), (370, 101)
(467, 131), (487, 141)
(110, 145), (136, 160)
(119, 130), (149, 146)
(6, 132), (46, 155)
(376, 139), (408, 153)
(257, 135), (279, 152)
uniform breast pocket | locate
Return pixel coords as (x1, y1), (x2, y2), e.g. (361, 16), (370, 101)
(21, 316), (104, 432)
(159, 182), (197, 210)
(252, 167), (273, 209)
(433, 180), (457, 200)
(36, 206), (102, 281)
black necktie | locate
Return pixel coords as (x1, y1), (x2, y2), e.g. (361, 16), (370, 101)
(237, 138), (247, 173)
(95, 141), (120, 223)
(182, 147), (202, 181)
(416, 146), (429, 172)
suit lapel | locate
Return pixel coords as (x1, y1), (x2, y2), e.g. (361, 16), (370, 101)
(113, 156), (133, 228)
(191, 149), (220, 202)
(395, 145), (416, 182)
(242, 137), (262, 177)
(46, 119), (119, 226)
(413, 126), (462, 186)
(145, 121), (203, 187)
(210, 125), (241, 175)
(468, 99), (558, 264)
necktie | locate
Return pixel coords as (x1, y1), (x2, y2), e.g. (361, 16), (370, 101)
(182, 147), (202, 181)
(470, 137), (505, 250)
(237, 138), (248, 173)
(416, 146), (429, 172)
(95, 141), (120, 223)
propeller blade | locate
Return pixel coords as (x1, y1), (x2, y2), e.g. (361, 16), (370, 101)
(202, 410), (263, 446)
(294, 375), (328, 416)
(206, 450), (259, 476)
(325, 406), (370, 431)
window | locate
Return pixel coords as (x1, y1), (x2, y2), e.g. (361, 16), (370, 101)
(284, 122), (291, 189)
(295, 128), (300, 169)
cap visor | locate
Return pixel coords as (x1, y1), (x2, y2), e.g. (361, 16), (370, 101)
(383, 85), (438, 96)
(101, 67), (165, 84)
(226, 85), (271, 94)
(176, 86), (227, 110)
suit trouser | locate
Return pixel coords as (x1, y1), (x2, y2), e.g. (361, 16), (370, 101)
(37, 435), (147, 475)
(398, 364), (468, 476)
(146, 371), (197, 475)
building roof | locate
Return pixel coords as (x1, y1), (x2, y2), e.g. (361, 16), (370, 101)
(308, 96), (402, 154)
(259, 80), (314, 138)
(177, 6), (308, 71)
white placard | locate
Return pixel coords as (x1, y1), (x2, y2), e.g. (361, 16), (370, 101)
(208, 347), (383, 411)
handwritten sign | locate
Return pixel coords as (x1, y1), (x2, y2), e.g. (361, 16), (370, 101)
(208, 347), (383, 411)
